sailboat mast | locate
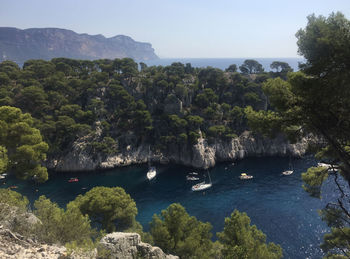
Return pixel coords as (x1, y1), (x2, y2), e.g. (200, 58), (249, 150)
(207, 170), (212, 183)
(148, 145), (151, 168)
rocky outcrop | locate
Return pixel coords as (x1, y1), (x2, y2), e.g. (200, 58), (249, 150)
(49, 131), (312, 172)
(0, 27), (158, 64)
(0, 228), (177, 259)
(99, 232), (178, 259)
(0, 226), (67, 259)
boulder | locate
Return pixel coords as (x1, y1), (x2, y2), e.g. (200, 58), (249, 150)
(99, 232), (178, 259)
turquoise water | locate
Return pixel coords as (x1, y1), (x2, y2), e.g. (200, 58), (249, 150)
(1, 156), (332, 258)
(142, 58), (304, 72)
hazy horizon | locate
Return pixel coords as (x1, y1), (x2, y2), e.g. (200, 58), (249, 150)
(1, 0), (350, 58)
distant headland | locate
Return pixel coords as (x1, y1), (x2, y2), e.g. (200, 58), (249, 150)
(0, 27), (159, 64)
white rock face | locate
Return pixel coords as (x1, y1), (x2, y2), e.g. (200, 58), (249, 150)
(49, 132), (312, 172)
(99, 232), (178, 259)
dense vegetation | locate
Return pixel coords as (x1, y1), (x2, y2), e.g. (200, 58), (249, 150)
(0, 188), (282, 259)
(246, 12), (350, 258)
(0, 55), (291, 174)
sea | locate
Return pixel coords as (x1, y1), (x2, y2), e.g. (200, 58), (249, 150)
(141, 58), (304, 72)
(1, 156), (337, 259)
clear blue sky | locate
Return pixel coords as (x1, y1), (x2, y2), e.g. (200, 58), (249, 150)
(1, 0), (349, 58)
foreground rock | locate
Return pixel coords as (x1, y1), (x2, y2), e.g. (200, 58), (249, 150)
(99, 232), (178, 259)
(0, 226), (67, 259)
(49, 131), (313, 172)
(0, 227), (177, 259)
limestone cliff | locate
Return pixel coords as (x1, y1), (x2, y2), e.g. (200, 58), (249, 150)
(0, 27), (158, 64)
(48, 131), (312, 172)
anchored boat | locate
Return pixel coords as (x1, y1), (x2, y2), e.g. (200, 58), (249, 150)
(239, 173), (253, 180)
(192, 171), (212, 191)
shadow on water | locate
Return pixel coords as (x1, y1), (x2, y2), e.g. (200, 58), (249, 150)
(1, 156), (332, 259)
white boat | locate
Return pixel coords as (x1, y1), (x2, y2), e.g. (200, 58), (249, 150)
(190, 172), (198, 175)
(318, 162), (332, 168)
(192, 171), (212, 191)
(282, 170), (293, 176)
(147, 167), (156, 180)
(318, 162), (339, 171)
(192, 182), (212, 191)
(186, 175), (200, 181)
(146, 146), (157, 180)
(0, 175), (5, 180)
(282, 156), (294, 176)
(239, 173), (253, 180)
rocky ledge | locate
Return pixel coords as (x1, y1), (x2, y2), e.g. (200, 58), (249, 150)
(0, 227), (177, 259)
(99, 232), (178, 259)
(48, 131), (313, 172)
(0, 226), (67, 259)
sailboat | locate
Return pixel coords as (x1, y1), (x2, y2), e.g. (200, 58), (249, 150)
(192, 171), (212, 191)
(147, 146), (156, 180)
(282, 156), (293, 176)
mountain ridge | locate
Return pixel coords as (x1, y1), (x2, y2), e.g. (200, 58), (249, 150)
(0, 27), (158, 64)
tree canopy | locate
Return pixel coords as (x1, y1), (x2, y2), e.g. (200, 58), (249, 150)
(0, 106), (48, 182)
(239, 59), (264, 74)
(69, 186), (138, 233)
(217, 210), (283, 259)
(149, 203), (214, 259)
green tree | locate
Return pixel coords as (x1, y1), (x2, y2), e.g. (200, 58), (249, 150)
(239, 60), (264, 74)
(0, 189), (29, 209)
(217, 210), (283, 259)
(0, 106), (48, 182)
(150, 203), (214, 259)
(225, 64), (238, 73)
(34, 196), (95, 246)
(270, 61), (293, 73)
(69, 186), (138, 233)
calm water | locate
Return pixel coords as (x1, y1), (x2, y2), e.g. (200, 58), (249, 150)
(1, 156), (334, 259)
(142, 58), (304, 72)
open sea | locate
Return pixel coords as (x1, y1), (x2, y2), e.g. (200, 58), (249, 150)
(1, 156), (338, 259)
(142, 58), (304, 72)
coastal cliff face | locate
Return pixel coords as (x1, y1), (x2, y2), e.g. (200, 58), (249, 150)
(48, 131), (311, 172)
(0, 27), (158, 64)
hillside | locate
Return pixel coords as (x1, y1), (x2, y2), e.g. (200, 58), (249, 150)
(0, 27), (158, 64)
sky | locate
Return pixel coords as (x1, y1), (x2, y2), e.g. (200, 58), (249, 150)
(1, 0), (350, 58)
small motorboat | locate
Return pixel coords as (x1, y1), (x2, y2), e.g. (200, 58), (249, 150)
(239, 173), (253, 180)
(318, 163), (339, 172)
(318, 162), (331, 168)
(147, 167), (156, 180)
(282, 170), (293, 176)
(186, 175), (200, 181)
(9, 186), (18, 189)
(0, 175), (5, 180)
(68, 177), (79, 183)
(189, 172), (198, 175)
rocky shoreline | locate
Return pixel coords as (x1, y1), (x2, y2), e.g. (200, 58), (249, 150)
(47, 131), (312, 172)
